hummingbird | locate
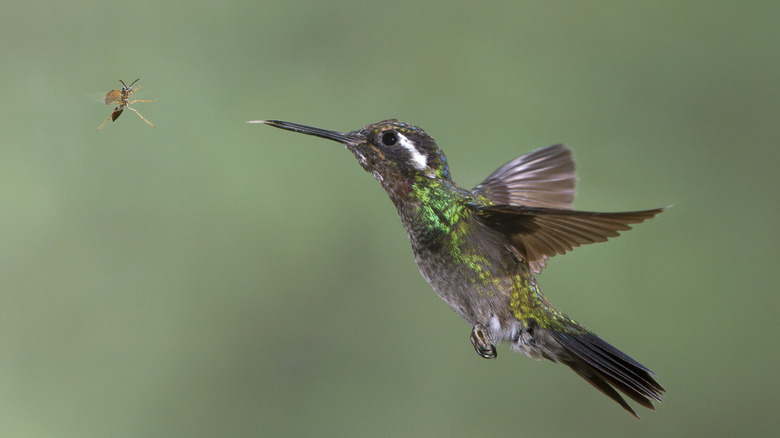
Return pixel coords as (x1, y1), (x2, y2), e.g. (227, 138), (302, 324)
(251, 119), (664, 418)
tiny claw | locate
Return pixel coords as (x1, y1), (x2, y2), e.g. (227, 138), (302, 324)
(470, 324), (497, 359)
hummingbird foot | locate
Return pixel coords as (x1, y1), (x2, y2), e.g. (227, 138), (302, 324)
(470, 324), (497, 359)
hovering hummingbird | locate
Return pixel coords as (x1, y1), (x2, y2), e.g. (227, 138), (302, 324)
(251, 119), (664, 417)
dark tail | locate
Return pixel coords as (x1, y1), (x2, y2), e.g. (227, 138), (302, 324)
(548, 330), (664, 418)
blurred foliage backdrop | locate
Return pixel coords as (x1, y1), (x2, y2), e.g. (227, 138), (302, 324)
(2, 1), (779, 437)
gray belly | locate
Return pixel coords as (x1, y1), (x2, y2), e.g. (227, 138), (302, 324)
(413, 248), (515, 328)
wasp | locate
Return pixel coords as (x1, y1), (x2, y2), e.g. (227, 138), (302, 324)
(97, 78), (155, 131)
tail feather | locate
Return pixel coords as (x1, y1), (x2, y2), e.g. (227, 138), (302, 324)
(563, 356), (640, 418)
(549, 331), (664, 418)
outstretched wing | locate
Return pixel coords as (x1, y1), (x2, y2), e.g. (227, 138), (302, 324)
(472, 205), (663, 273)
(472, 144), (576, 209)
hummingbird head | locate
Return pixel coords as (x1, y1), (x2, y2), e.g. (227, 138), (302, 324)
(254, 119), (452, 185)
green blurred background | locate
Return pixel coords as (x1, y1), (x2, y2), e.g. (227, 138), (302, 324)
(2, 1), (778, 436)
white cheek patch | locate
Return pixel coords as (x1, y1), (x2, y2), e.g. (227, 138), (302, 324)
(397, 133), (428, 171)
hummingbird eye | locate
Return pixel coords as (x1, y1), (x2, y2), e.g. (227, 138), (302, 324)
(381, 131), (398, 146)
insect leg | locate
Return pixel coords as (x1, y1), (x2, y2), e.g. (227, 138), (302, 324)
(125, 106), (156, 128)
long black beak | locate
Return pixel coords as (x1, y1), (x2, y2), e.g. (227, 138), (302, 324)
(248, 120), (362, 144)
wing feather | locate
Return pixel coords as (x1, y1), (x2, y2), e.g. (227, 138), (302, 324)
(472, 144), (576, 209)
(472, 205), (663, 272)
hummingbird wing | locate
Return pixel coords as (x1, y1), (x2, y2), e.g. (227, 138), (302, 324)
(547, 330), (664, 418)
(472, 205), (663, 273)
(471, 144), (576, 209)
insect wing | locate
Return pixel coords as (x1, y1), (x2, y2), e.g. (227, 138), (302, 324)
(105, 89), (123, 105)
